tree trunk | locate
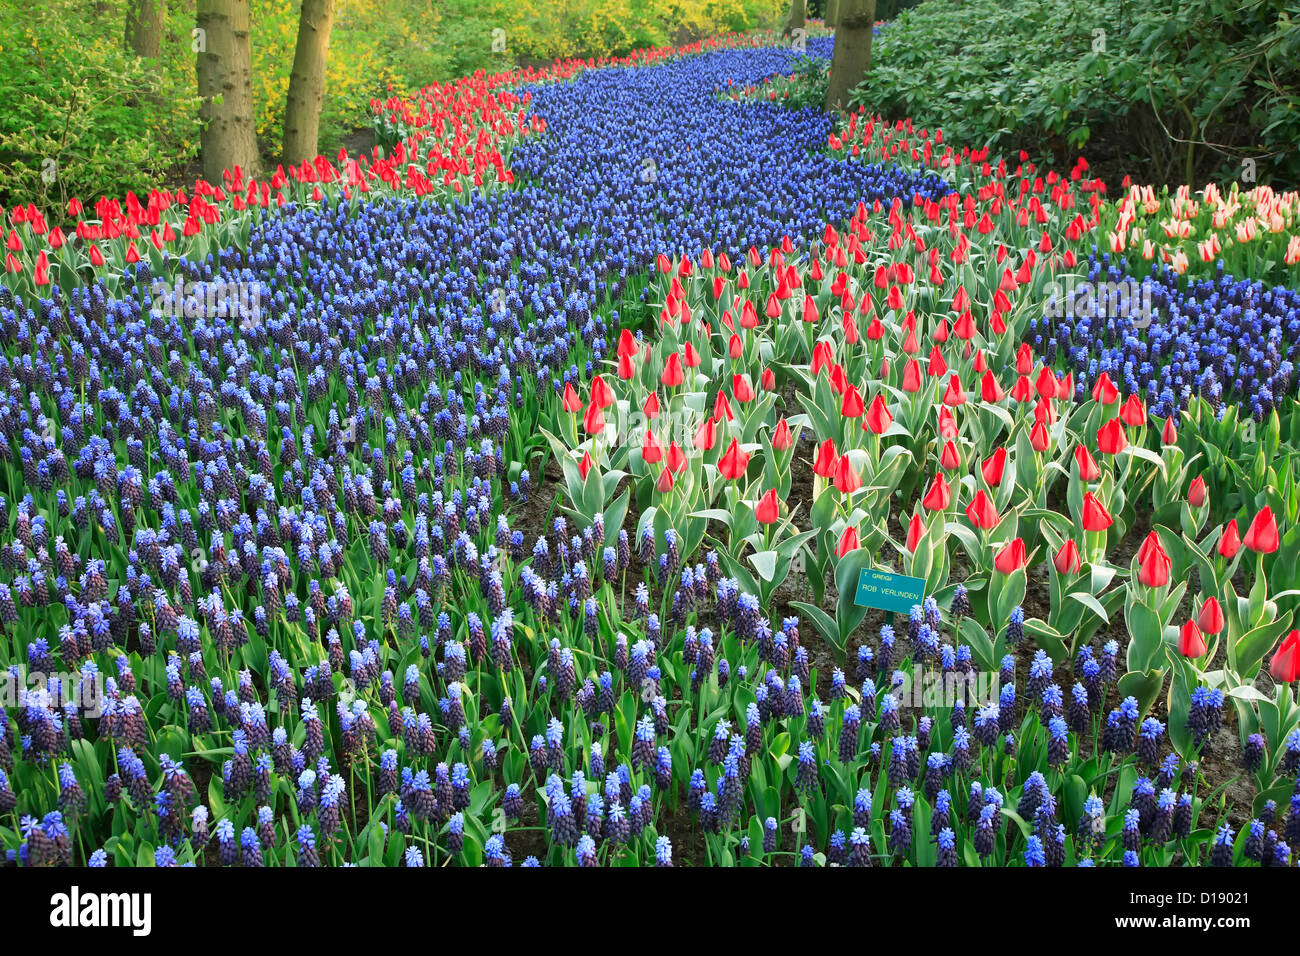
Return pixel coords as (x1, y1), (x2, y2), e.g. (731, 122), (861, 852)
(824, 0), (874, 111)
(825, 0), (839, 27)
(196, 0), (261, 183)
(783, 0), (805, 36)
(126, 0), (165, 57)
(282, 0), (336, 167)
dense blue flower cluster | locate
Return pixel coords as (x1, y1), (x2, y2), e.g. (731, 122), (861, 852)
(1030, 253), (1300, 421)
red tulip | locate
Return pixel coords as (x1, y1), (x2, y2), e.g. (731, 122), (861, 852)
(835, 453), (862, 494)
(1081, 492), (1113, 531)
(811, 340), (834, 376)
(719, 439), (750, 480)
(1243, 506), (1279, 554)
(1035, 366), (1058, 400)
(906, 512), (926, 552)
(590, 375), (614, 409)
(1054, 539), (1082, 575)
(617, 327), (638, 359)
(928, 346), (948, 378)
(1197, 597), (1224, 635)
(922, 472), (951, 511)
(1161, 417), (1178, 445)
(994, 537), (1027, 573)
(965, 489), (999, 529)
(982, 447), (1007, 486)
(772, 418), (793, 450)
(642, 428), (663, 463)
(1218, 521), (1241, 558)
(1137, 531), (1171, 587)
(583, 401), (605, 435)
(942, 374), (966, 407)
(661, 351), (684, 386)
(940, 440), (961, 471)
(901, 358), (923, 392)
(761, 368), (776, 391)
(1187, 476), (1207, 507)
(562, 382), (582, 413)
(755, 488), (780, 524)
(618, 352), (635, 379)
(981, 371), (1005, 403)
(1119, 394), (1146, 427)
(938, 407), (958, 440)
(693, 416), (716, 451)
(836, 525), (860, 557)
(659, 442), (683, 475)
(1029, 420), (1051, 452)
(1178, 619), (1207, 658)
(683, 341), (702, 368)
(813, 439), (838, 478)
(1097, 418), (1128, 455)
(579, 451), (594, 480)
(1074, 444), (1100, 481)
(642, 391), (660, 419)
(841, 384), (865, 418)
(732, 374), (755, 404)
(1270, 630), (1300, 683)
(802, 294), (819, 324)
(1091, 372), (1119, 405)
(865, 395), (892, 435)
(656, 467), (675, 492)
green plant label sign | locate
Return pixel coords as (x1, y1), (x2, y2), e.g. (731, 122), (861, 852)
(853, 567), (925, 614)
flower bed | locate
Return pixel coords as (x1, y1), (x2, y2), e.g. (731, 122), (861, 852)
(1, 32), (1299, 869)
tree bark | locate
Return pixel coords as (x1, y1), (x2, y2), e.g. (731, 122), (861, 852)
(196, 0), (261, 183)
(282, 0), (336, 167)
(126, 0), (165, 58)
(783, 0), (805, 36)
(824, 0), (875, 111)
(825, 0), (839, 27)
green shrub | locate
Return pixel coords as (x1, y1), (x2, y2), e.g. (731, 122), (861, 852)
(848, 0), (1300, 189)
(0, 1), (200, 211)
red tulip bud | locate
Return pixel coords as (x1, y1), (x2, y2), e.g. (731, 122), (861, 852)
(1178, 619), (1207, 658)
(755, 488), (780, 524)
(1187, 476), (1207, 507)
(1219, 521), (1241, 558)
(922, 472), (951, 511)
(1054, 539), (1081, 575)
(994, 537), (1028, 573)
(1096, 418), (1128, 455)
(1243, 506), (1279, 554)
(1197, 597), (1224, 635)
(906, 512), (926, 552)
(772, 418), (793, 451)
(1269, 629), (1300, 683)
(1081, 492), (1113, 532)
(836, 525), (860, 558)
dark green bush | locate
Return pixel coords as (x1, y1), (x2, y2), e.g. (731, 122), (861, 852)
(848, 0), (1300, 188)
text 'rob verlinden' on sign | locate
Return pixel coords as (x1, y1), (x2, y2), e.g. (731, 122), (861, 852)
(853, 567), (926, 614)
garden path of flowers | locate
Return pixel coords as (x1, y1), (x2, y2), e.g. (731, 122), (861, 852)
(3, 32), (1300, 868)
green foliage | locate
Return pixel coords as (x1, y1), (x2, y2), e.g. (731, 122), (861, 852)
(847, 0), (1300, 188)
(0, 0), (200, 210)
(0, 0), (786, 209)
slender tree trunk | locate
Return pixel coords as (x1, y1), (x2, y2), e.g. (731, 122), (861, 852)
(824, 0), (874, 110)
(825, 0), (839, 27)
(783, 0), (805, 36)
(196, 0), (261, 182)
(282, 0), (336, 167)
(126, 0), (166, 57)
(780, 0), (800, 35)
